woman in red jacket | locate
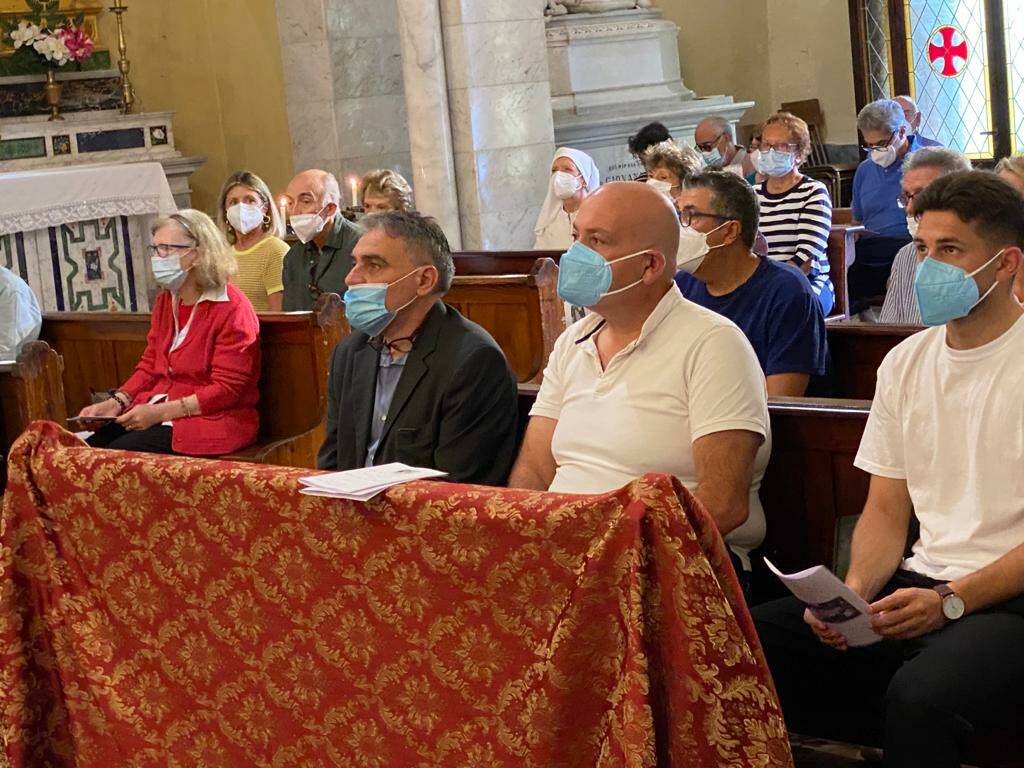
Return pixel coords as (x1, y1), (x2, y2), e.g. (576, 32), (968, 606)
(78, 209), (261, 455)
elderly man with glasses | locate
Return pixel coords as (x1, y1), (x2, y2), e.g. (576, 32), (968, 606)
(694, 116), (753, 178)
(848, 99), (922, 312)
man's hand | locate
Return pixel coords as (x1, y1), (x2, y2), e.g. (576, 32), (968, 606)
(803, 608), (849, 651)
(116, 403), (169, 432)
(870, 587), (945, 640)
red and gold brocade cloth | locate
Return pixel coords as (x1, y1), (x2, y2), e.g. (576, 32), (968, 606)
(0, 422), (793, 767)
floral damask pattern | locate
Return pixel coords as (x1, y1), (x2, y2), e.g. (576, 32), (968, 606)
(0, 422), (793, 767)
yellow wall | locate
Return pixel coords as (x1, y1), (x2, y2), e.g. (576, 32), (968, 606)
(95, 0), (294, 213)
(661, 0), (858, 145)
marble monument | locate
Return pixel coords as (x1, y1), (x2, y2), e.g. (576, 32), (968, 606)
(545, 3), (753, 182)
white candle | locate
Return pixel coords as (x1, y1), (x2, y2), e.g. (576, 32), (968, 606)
(350, 177), (359, 208)
(278, 197), (287, 227)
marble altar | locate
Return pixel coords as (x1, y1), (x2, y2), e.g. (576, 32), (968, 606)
(546, 7), (753, 181)
(0, 161), (176, 312)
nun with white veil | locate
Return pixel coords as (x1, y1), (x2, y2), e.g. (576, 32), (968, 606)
(532, 147), (601, 250)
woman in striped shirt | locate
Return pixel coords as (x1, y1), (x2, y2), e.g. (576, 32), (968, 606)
(755, 112), (834, 315)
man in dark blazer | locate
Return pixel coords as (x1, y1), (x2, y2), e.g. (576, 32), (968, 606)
(317, 211), (518, 486)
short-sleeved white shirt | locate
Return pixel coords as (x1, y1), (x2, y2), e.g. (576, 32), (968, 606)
(531, 284), (771, 567)
(855, 314), (1024, 581)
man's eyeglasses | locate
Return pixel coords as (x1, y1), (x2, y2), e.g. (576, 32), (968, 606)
(897, 191), (918, 209)
(148, 243), (195, 258)
(695, 132), (726, 152)
(368, 334), (416, 355)
(679, 209), (732, 228)
(862, 131), (896, 153)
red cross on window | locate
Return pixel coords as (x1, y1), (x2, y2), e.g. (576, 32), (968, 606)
(928, 25), (969, 77)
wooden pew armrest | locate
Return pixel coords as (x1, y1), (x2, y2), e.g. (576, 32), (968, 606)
(221, 421), (327, 469)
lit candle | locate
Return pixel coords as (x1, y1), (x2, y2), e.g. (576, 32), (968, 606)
(350, 177), (359, 208)
(279, 196), (287, 226)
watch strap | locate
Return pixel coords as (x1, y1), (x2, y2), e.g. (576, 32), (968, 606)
(933, 583), (955, 600)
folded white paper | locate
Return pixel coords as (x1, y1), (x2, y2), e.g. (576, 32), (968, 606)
(764, 557), (881, 647)
(299, 463), (447, 501)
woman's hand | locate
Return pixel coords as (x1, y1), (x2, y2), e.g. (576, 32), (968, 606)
(77, 398), (122, 429)
(116, 403), (169, 432)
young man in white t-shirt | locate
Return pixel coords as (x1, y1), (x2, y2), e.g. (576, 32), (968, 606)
(509, 181), (770, 585)
(754, 171), (1024, 767)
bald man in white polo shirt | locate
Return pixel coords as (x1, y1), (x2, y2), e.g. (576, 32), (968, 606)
(510, 181), (770, 579)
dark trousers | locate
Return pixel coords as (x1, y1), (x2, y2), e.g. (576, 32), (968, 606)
(86, 424), (175, 455)
(848, 235), (911, 313)
(753, 569), (1024, 767)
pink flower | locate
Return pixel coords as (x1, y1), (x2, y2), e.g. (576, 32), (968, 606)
(58, 25), (94, 63)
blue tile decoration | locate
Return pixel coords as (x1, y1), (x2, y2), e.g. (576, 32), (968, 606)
(76, 127), (145, 154)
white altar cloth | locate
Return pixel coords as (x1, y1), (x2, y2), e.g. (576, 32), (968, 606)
(0, 161), (177, 236)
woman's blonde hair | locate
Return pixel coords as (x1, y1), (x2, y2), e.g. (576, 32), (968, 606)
(361, 168), (414, 211)
(995, 155), (1024, 183)
(642, 140), (703, 183)
(151, 210), (237, 291)
(216, 170), (285, 244)
(761, 112), (812, 161)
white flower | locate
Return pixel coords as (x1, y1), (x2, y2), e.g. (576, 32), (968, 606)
(10, 20), (40, 49)
(32, 34), (69, 66)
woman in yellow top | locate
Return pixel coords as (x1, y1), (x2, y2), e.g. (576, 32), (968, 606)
(216, 170), (288, 311)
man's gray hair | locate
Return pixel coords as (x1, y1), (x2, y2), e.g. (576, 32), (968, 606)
(902, 147), (971, 175)
(857, 99), (907, 134)
(681, 171), (759, 249)
(360, 211), (455, 293)
(700, 115), (734, 140)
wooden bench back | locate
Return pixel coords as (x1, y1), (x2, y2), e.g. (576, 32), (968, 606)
(760, 397), (871, 571)
(826, 322), (922, 399)
(445, 258), (564, 384)
(827, 223), (864, 318)
(1, 341), (67, 488)
(452, 250), (563, 276)
(40, 296), (347, 441)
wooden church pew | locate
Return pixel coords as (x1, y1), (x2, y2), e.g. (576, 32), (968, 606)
(827, 322), (923, 400)
(827, 223), (864, 318)
(0, 341), (68, 490)
(445, 258), (564, 384)
(452, 249), (562, 276)
(39, 295), (348, 469)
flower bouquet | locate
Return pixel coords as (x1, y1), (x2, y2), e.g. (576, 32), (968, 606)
(6, 18), (96, 120)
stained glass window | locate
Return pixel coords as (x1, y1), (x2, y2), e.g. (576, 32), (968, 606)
(1005, 0), (1024, 153)
(865, 0), (895, 100)
(905, 0), (994, 158)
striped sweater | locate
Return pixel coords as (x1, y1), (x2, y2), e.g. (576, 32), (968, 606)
(756, 176), (834, 312)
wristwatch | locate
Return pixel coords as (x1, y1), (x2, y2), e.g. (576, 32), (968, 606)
(933, 584), (966, 621)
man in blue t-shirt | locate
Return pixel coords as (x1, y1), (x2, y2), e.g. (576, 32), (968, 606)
(849, 99), (921, 312)
(674, 171), (827, 396)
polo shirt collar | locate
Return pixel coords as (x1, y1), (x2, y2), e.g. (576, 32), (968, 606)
(576, 284), (684, 357)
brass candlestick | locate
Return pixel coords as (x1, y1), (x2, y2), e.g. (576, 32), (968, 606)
(109, 0), (135, 114)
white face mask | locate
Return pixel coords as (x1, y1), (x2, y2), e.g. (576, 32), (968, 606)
(677, 221), (729, 275)
(871, 141), (899, 168)
(646, 178), (674, 198)
(226, 202), (265, 235)
(552, 171), (581, 201)
(290, 210), (327, 244)
(906, 214), (919, 239)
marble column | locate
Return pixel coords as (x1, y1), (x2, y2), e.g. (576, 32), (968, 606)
(396, 0), (462, 248)
(438, 1), (556, 250)
(275, 0), (414, 198)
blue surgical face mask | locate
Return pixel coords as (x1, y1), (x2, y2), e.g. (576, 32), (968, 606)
(701, 147), (723, 168)
(151, 254), (191, 292)
(756, 149), (796, 177)
(343, 268), (422, 337)
(914, 249), (1003, 326)
(557, 241), (651, 307)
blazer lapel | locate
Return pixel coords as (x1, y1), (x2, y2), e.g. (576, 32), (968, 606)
(377, 302), (444, 448)
(350, 341), (379, 466)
